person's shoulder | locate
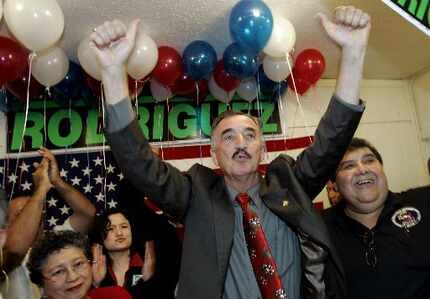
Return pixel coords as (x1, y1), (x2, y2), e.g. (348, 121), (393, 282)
(395, 185), (430, 207)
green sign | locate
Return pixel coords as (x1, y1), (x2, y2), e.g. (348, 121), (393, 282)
(7, 95), (281, 153)
(382, 0), (430, 36)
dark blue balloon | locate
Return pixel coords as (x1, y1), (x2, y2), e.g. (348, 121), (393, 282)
(229, 0), (273, 53)
(255, 65), (276, 94)
(271, 81), (288, 102)
(53, 61), (84, 101)
(223, 43), (258, 79)
(183, 40), (217, 80)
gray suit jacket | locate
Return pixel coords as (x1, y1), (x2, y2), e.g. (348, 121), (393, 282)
(106, 97), (363, 299)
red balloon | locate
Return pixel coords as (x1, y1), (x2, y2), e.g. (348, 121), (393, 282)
(293, 49), (325, 85)
(184, 79), (208, 102)
(171, 72), (195, 95)
(0, 37), (28, 86)
(6, 67), (44, 102)
(287, 72), (311, 95)
(152, 46), (182, 86)
(213, 60), (240, 92)
(128, 76), (147, 98)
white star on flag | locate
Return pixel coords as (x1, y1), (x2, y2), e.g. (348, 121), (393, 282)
(93, 157), (103, 166)
(21, 181), (32, 191)
(0, 166), (4, 174)
(95, 192), (105, 202)
(107, 200), (118, 209)
(82, 166), (93, 176)
(94, 175), (104, 185)
(60, 205), (71, 215)
(69, 158), (80, 168)
(107, 182), (117, 192)
(106, 164), (116, 174)
(70, 176), (82, 186)
(19, 162), (30, 173)
(60, 169), (68, 178)
(8, 173), (18, 183)
(83, 184), (93, 193)
(117, 173), (124, 181)
(47, 216), (58, 227)
(47, 198), (58, 207)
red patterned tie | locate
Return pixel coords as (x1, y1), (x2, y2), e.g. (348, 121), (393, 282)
(236, 192), (287, 299)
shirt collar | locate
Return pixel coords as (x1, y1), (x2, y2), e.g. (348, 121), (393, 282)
(225, 179), (262, 209)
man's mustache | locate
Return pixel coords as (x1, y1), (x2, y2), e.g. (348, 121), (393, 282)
(232, 149), (251, 159)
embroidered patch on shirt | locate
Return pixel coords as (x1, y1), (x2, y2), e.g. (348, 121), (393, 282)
(391, 207), (421, 229)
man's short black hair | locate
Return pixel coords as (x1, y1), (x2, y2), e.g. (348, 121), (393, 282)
(332, 137), (383, 181)
(27, 231), (91, 286)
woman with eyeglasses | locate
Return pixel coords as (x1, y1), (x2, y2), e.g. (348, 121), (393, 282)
(90, 209), (156, 298)
(26, 230), (131, 299)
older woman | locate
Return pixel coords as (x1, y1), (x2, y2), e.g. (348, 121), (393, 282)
(27, 230), (131, 299)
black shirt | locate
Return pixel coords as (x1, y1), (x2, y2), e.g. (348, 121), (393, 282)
(324, 187), (430, 299)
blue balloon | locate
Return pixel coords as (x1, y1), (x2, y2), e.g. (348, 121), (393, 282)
(255, 65), (276, 94)
(229, 0), (273, 53)
(271, 81), (288, 102)
(183, 40), (217, 80)
(53, 61), (84, 101)
(223, 43), (258, 79)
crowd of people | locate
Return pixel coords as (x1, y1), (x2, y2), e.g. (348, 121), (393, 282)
(0, 4), (429, 299)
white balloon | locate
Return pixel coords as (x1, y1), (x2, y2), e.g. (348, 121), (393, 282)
(237, 77), (257, 102)
(0, 2), (3, 22)
(150, 79), (172, 102)
(263, 55), (292, 82)
(263, 14), (296, 58)
(32, 46), (69, 87)
(127, 32), (158, 80)
(77, 36), (101, 80)
(4, 0), (64, 51)
(208, 76), (235, 103)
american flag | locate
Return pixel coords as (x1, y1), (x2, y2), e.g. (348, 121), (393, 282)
(0, 149), (124, 230)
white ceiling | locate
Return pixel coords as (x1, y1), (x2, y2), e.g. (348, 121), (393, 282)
(2, 0), (430, 80)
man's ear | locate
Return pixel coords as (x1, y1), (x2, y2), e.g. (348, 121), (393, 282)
(210, 147), (219, 167)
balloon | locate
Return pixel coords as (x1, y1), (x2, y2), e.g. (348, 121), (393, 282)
(0, 1), (3, 22)
(150, 79), (172, 102)
(208, 75), (235, 103)
(262, 55), (292, 82)
(4, 0), (64, 51)
(183, 40), (217, 80)
(127, 32), (158, 80)
(293, 49), (325, 84)
(223, 43), (258, 80)
(237, 77), (257, 102)
(263, 15), (296, 57)
(271, 81), (288, 102)
(6, 67), (44, 102)
(184, 79), (208, 103)
(84, 74), (102, 98)
(229, 0), (273, 53)
(128, 77), (146, 99)
(32, 47), (69, 87)
(255, 65), (276, 94)
(152, 46), (182, 86)
(78, 36), (101, 80)
(287, 72), (311, 95)
(0, 36), (28, 86)
(213, 60), (240, 92)
(53, 61), (84, 100)
(171, 73), (196, 95)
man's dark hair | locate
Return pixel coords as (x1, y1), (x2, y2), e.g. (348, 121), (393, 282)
(27, 230), (91, 286)
(347, 137), (383, 164)
(211, 110), (261, 132)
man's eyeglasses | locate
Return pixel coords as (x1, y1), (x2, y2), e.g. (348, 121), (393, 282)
(361, 231), (377, 268)
(43, 259), (90, 283)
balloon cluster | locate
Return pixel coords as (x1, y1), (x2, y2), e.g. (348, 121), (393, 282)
(0, 0), (327, 111)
